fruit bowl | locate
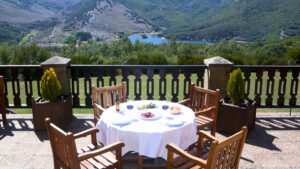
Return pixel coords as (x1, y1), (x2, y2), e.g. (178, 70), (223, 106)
(170, 106), (182, 115)
(137, 102), (157, 110)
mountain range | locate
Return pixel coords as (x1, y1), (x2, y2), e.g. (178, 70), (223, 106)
(0, 0), (299, 44)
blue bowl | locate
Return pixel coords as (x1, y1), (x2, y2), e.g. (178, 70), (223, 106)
(162, 105), (169, 110)
(127, 105), (134, 110)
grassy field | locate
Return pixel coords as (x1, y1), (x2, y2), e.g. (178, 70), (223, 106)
(6, 71), (300, 114)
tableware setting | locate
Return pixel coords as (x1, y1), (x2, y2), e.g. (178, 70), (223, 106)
(170, 106), (182, 115)
(164, 116), (184, 127)
(138, 110), (161, 121)
(111, 116), (132, 126)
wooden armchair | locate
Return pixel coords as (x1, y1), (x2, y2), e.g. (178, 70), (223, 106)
(0, 76), (7, 126)
(92, 82), (127, 125)
(166, 127), (248, 169)
(45, 118), (125, 169)
(178, 83), (220, 136)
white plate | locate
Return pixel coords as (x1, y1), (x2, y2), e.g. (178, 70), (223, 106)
(165, 118), (184, 127)
(138, 111), (161, 121)
(111, 117), (131, 125)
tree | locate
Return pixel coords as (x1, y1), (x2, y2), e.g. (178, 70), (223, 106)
(285, 46), (300, 64)
(0, 43), (11, 64)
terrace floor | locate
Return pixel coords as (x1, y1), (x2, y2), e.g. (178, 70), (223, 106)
(1, 112), (300, 169)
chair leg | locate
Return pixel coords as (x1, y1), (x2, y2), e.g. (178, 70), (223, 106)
(138, 154), (143, 169)
(211, 124), (216, 136)
(1, 111), (6, 126)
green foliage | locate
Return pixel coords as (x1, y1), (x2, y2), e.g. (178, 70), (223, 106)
(75, 32), (92, 41)
(226, 68), (245, 104)
(0, 43), (11, 64)
(10, 42), (51, 64)
(63, 32), (92, 44)
(63, 35), (76, 44)
(0, 21), (25, 44)
(1, 35), (300, 65)
(177, 54), (203, 65)
(284, 46), (300, 64)
(40, 68), (61, 102)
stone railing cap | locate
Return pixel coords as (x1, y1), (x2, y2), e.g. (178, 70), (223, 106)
(41, 56), (71, 67)
(204, 56), (233, 66)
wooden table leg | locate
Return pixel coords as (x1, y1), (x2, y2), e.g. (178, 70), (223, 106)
(138, 154), (143, 169)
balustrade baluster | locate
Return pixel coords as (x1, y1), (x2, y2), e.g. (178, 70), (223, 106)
(121, 69), (129, 98)
(171, 69), (179, 102)
(289, 69), (299, 106)
(96, 69), (104, 87)
(159, 69), (166, 100)
(36, 68), (43, 97)
(183, 69), (192, 99)
(134, 69), (141, 100)
(277, 69), (287, 106)
(84, 70), (92, 107)
(146, 69), (154, 100)
(0, 69), (8, 106)
(266, 69), (275, 106)
(243, 70), (251, 99)
(109, 69), (116, 86)
(11, 69), (21, 107)
(72, 69), (80, 107)
(254, 69), (263, 106)
(24, 68), (33, 107)
(196, 69), (205, 87)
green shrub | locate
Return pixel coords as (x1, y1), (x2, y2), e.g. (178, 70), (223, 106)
(75, 32), (92, 41)
(40, 68), (61, 102)
(63, 35), (76, 44)
(226, 68), (245, 104)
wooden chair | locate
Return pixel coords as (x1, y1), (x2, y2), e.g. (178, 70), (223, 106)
(178, 83), (220, 136)
(0, 76), (7, 126)
(166, 127), (248, 169)
(45, 118), (125, 169)
(92, 82), (127, 125)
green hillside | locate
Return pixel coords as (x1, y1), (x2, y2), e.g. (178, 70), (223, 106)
(0, 22), (26, 43)
(118, 0), (230, 31)
(164, 0), (300, 41)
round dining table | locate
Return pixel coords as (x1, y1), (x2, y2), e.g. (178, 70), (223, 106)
(96, 100), (198, 160)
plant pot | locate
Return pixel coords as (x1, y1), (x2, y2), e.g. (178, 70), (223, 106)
(217, 100), (256, 134)
(32, 96), (73, 130)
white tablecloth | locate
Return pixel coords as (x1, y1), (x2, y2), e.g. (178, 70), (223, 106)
(96, 100), (197, 159)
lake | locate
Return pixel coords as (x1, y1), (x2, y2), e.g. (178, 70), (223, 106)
(129, 34), (214, 45)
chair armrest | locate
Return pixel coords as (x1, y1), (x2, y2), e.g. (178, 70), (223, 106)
(78, 141), (125, 161)
(74, 128), (99, 139)
(194, 106), (216, 116)
(166, 143), (207, 168)
(197, 131), (220, 142)
(94, 103), (105, 113)
(177, 99), (191, 105)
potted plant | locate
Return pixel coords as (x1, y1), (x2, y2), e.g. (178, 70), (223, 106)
(32, 68), (72, 130)
(217, 68), (256, 133)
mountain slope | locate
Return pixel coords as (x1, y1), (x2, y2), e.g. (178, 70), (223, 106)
(118, 0), (231, 30)
(164, 0), (300, 41)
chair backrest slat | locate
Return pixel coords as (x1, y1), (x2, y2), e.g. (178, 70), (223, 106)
(93, 82), (127, 109)
(187, 83), (220, 117)
(207, 127), (247, 169)
(46, 119), (79, 169)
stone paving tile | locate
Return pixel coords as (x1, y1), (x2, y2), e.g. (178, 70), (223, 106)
(0, 113), (299, 169)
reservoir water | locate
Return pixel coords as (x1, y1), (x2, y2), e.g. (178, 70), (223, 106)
(129, 34), (214, 45)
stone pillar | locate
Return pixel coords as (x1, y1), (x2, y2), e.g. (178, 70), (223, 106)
(41, 56), (71, 96)
(204, 56), (233, 98)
